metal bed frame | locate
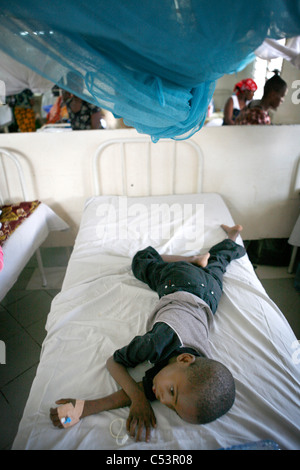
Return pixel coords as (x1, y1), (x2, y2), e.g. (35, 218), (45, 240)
(92, 137), (204, 196)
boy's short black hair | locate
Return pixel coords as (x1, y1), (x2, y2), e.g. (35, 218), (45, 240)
(186, 357), (235, 424)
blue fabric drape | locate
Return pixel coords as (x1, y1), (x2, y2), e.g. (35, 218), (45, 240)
(0, 0), (299, 141)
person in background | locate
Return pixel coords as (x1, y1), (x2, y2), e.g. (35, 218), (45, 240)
(223, 78), (257, 125)
(235, 71), (287, 125)
(46, 85), (69, 124)
(47, 72), (104, 129)
(61, 72), (104, 130)
(6, 88), (36, 132)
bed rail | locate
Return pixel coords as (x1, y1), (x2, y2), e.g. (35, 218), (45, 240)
(0, 148), (28, 204)
(92, 137), (204, 196)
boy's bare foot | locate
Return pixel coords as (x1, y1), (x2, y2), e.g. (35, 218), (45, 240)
(192, 252), (210, 267)
(221, 224), (243, 242)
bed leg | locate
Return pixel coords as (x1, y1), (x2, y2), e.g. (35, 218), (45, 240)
(36, 248), (47, 287)
(288, 246), (298, 274)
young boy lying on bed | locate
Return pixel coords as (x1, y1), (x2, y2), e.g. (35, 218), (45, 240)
(50, 224), (246, 442)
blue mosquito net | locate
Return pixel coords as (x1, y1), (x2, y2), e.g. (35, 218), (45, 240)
(0, 0), (299, 141)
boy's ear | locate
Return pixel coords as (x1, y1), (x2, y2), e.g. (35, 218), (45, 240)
(177, 353), (196, 364)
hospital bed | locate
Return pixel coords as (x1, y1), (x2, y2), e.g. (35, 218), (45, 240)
(0, 148), (69, 301)
(12, 137), (300, 450)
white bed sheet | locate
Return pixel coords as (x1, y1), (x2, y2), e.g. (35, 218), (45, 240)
(13, 194), (300, 450)
(0, 203), (69, 301)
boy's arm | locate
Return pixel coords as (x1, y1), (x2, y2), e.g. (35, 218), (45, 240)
(106, 355), (144, 402)
(50, 383), (144, 425)
(50, 380), (154, 438)
(51, 388), (132, 426)
(106, 355), (156, 441)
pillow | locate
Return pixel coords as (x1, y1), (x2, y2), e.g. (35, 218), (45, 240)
(0, 200), (41, 246)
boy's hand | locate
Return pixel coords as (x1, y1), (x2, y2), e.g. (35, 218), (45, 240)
(106, 356), (156, 442)
(127, 397), (156, 442)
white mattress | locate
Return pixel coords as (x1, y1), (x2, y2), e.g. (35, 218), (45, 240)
(13, 194), (300, 450)
(0, 203), (69, 301)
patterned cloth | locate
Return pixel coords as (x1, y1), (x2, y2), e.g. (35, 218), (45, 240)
(14, 107), (36, 132)
(6, 89), (33, 109)
(234, 78), (257, 94)
(66, 99), (102, 130)
(235, 105), (271, 125)
(0, 200), (41, 246)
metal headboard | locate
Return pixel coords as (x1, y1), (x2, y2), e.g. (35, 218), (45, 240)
(92, 137), (204, 196)
(0, 148), (28, 205)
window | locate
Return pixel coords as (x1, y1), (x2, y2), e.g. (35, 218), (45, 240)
(253, 39), (285, 98)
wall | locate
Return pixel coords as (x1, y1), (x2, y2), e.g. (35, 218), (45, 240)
(272, 60), (300, 125)
(0, 125), (299, 246)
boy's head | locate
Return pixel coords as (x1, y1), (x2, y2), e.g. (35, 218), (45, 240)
(152, 353), (235, 424)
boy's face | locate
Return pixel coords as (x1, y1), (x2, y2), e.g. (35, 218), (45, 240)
(152, 353), (198, 423)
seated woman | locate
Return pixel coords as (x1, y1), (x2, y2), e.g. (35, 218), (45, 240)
(235, 71), (287, 125)
(49, 71), (104, 130)
(223, 78), (257, 125)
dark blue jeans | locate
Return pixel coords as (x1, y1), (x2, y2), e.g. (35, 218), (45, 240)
(132, 240), (246, 314)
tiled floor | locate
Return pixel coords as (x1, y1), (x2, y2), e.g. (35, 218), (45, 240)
(0, 247), (70, 450)
(0, 247), (299, 450)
